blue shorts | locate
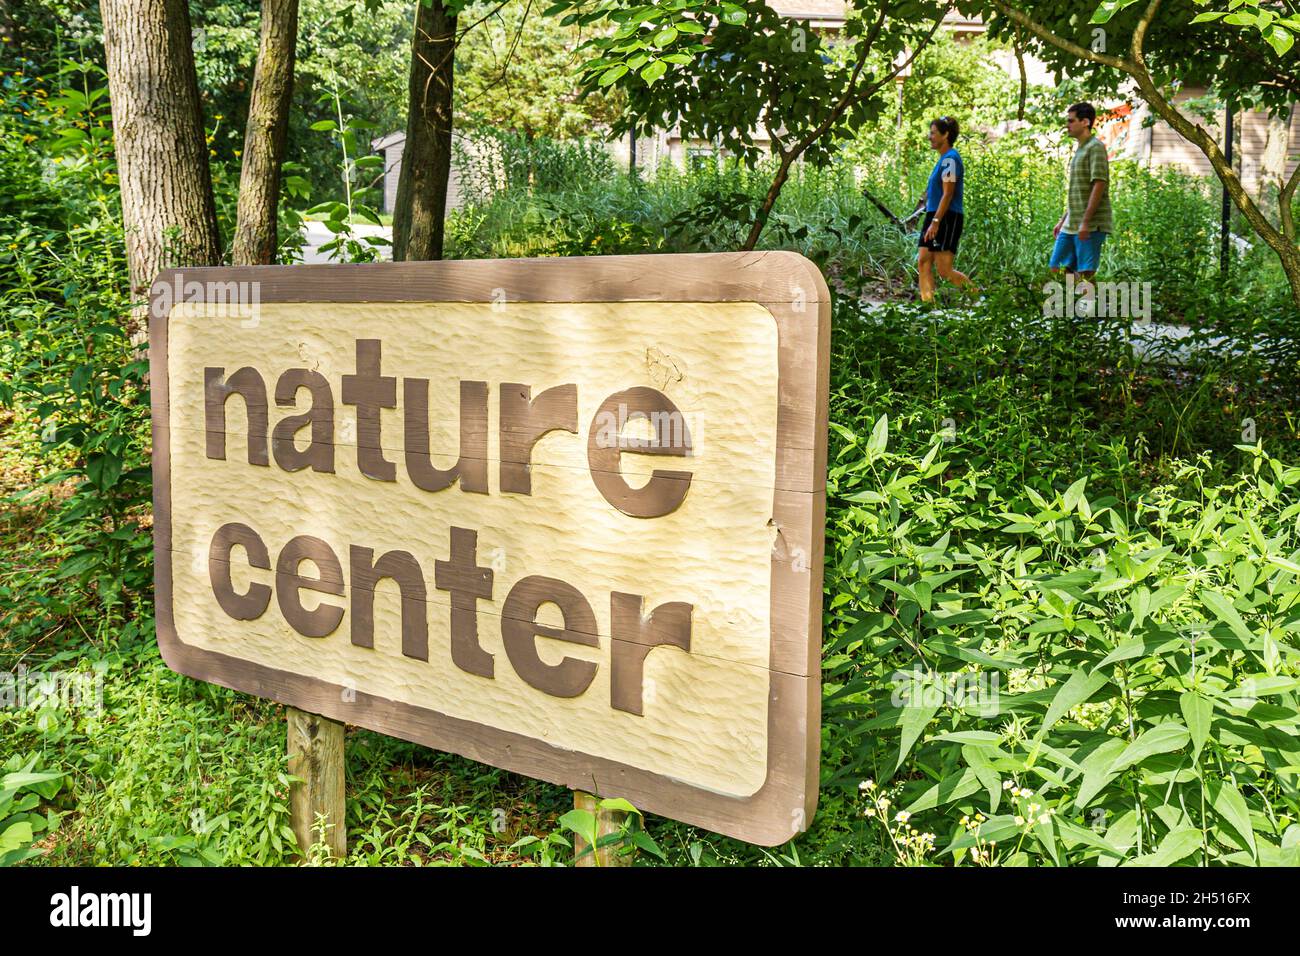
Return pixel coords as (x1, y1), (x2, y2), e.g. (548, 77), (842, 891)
(1049, 231), (1108, 273)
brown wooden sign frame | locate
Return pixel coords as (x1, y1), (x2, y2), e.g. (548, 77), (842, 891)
(150, 251), (829, 846)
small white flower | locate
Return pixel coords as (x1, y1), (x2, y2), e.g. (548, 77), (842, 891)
(1002, 779), (1013, 790)
(894, 811), (911, 824)
(1015, 815), (1026, 826)
(859, 779), (876, 792)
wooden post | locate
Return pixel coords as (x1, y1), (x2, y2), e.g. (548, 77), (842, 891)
(572, 791), (632, 867)
(287, 707), (346, 860)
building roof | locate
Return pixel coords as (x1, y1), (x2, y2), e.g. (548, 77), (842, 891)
(765, 0), (847, 24)
(765, 4), (986, 31)
(372, 130), (406, 151)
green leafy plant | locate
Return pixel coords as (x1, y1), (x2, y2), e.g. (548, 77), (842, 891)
(559, 796), (666, 865)
(829, 405), (1300, 866)
(0, 752), (65, 866)
(305, 80), (389, 263)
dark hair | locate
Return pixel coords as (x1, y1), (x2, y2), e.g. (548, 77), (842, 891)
(1068, 102), (1097, 129)
(930, 115), (960, 145)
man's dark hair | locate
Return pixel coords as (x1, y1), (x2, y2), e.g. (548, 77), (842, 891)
(1069, 102), (1097, 129)
(930, 115), (960, 145)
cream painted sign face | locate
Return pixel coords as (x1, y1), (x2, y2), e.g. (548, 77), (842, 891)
(150, 252), (828, 845)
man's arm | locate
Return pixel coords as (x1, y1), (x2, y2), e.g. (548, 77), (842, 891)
(1078, 179), (1107, 242)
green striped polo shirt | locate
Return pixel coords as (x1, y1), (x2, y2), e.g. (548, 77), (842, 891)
(1063, 134), (1113, 235)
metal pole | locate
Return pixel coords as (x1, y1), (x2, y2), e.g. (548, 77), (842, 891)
(1220, 105), (1234, 276)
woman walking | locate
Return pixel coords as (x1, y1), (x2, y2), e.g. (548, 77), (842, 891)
(918, 116), (975, 302)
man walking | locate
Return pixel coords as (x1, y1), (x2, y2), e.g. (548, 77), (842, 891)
(1049, 102), (1112, 310)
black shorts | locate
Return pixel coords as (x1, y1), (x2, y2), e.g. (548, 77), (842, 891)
(919, 210), (963, 254)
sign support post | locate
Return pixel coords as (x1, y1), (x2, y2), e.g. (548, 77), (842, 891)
(287, 706), (347, 860)
(572, 791), (631, 867)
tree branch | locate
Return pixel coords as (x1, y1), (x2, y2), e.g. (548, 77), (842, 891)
(1281, 158), (1300, 246)
(987, 0), (1131, 71)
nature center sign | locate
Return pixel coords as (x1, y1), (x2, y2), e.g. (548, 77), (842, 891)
(149, 252), (829, 845)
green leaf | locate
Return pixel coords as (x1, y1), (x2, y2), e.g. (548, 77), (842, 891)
(866, 413), (888, 458)
(906, 767), (980, 814)
(1180, 691), (1213, 761)
(1109, 723), (1190, 775)
(1054, 818), (1125, 861)
(640, 59), (667, 84)
(1097, 633), (1183, 668)
(309, 119), (337, 132)
(718, 3), (746, 26)
(943, 813), (1019, 853)
(1074, 737), (1129, 810)
(1035, 669), (1108, 741)
(1202, 591), (1255, 643)
(1125, 826), (1202, 866)
(1090, 0), (1143, 25)
(0, 770), (63, 791)
(557, 808), (599, 857)
(1265, 26), (1294, 57)
(1062, 476), (1087, 513)
(597, 797), (641, 817)
(86, 452), (122, 490)
(653, 26), (678, 46)
(629, 828), (666, 860)
(962, 744), (1002, 812)
(598, 63), (629, 87)
(0, 821), (34, 853)
(1207, 779), (1257, 860)
(895, 699), (940, 771)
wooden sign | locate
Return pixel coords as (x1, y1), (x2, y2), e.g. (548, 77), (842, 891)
(149, 252), (829, 845)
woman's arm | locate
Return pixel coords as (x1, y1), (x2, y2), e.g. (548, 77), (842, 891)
(925, 180), (956, 240)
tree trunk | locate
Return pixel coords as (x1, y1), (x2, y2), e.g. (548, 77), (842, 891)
(1258, 105), (1295, 224)
(392, 0), (456, 262)
(0, 2), (16, 52)
(1130, 70), (1300, 311)
(101, 0), (222, 329)
(232, 0), (299, 267)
